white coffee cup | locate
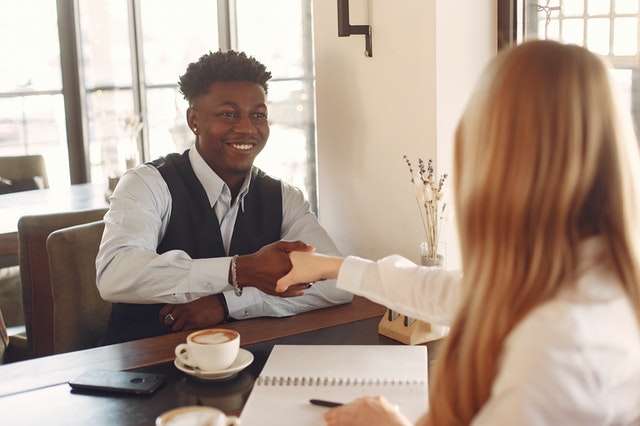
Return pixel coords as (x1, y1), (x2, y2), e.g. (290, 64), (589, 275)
(155, 406), (240, 426)
(175, 328), (240, 372)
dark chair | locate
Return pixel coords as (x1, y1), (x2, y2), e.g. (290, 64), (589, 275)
(6, 208), (108, 361)
(47, 220), (111, 354)
(0, 155), (49, 194)
(0, 154), (51, 333)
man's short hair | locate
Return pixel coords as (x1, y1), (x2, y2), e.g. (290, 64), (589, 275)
(178, 50), (272, 104)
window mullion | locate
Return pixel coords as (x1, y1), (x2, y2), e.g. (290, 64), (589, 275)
(217, 0), (236, 50)
(57, 0), (89, 184)
(129, 0), (148, 163)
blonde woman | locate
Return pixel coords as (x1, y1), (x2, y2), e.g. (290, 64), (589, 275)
(276, 40), (640, 425)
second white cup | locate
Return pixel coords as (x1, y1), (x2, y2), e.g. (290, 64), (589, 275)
(175, 328), (240, 372)
(156, 406), (240, 426)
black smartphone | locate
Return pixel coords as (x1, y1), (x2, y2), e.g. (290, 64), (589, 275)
(68, 369), (166, 395)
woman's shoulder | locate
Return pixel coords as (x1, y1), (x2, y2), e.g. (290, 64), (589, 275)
(485, 275), (640, 424)
(501, 273), (640, 401)
(518, 265), (638, 351)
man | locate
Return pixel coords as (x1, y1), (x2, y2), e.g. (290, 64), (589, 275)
(96, 50), (352, 344)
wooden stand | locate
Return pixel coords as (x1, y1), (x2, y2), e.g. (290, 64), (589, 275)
(378, 310), (445, 345)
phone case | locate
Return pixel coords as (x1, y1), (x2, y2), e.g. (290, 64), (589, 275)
(68, 369), (166, 395)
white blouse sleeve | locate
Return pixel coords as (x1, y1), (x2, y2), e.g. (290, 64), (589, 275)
(336, 255), (462, 325)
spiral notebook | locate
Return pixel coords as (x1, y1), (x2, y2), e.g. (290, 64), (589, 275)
(240, 345), (429, 426)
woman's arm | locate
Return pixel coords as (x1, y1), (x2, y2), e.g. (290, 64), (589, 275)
(278, 251), (462, 326)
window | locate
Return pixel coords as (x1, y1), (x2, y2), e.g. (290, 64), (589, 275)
(235, 1), (316, 200)
(77, 0), (222, 183)
(500, 0), (640, 136)
(0, 0), (318, 207)
(0, 1), (68, 187)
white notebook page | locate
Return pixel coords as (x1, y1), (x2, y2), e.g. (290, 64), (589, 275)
(240, 345), (429, 426)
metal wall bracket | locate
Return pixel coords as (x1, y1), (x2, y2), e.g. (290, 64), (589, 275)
(337, 0), (372, 57)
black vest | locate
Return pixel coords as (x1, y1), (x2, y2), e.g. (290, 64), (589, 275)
(104, 151), (282, 344)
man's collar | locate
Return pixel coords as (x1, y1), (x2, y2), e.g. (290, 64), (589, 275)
(188, 148), (251, 207)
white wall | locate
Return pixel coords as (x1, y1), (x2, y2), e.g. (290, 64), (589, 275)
(313, 0), (496, 269)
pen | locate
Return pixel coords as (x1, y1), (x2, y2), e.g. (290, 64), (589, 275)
(309, 399), (343, 408)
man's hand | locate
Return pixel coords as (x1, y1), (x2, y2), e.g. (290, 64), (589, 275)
(159, 295), (226, 331)
(234, 240), (315, 297)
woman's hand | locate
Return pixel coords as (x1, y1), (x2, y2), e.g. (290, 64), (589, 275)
(276, 251), (344, 293)
(324, 396), (412, 426)
(235, 240), (315, 296)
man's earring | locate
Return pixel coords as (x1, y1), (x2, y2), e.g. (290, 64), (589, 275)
(193, 127), (198, 133)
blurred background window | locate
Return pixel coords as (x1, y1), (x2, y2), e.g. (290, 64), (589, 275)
(0, 0), (318, 208)
(0, 1), (68, 188)
(514, 0), (640, 137)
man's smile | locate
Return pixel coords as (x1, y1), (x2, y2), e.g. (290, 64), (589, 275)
(229, 142), (254, 151)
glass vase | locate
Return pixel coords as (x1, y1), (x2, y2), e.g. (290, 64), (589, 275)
(420, 241), (446, 268)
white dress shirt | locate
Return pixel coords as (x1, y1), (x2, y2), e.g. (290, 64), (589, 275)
(96, 148), (352, 320)
(337, 237), (640, 424)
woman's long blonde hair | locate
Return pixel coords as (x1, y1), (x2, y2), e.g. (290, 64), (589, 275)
(424, 40), (640, 425)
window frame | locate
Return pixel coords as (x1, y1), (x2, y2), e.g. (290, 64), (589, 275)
(497, 0), (640, 137)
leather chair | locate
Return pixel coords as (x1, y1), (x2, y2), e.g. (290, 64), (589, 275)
(47, 220), (111, 354)
(7, 208), (108, 361)
(0, 154), (50, 330)
(0, 154), (49, 193)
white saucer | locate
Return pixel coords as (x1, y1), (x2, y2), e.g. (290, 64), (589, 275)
(174, 348), (254, 381)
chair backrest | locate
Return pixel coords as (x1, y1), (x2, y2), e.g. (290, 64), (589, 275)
(0, 155), (50, 192)
(47, 220), (111, 354)
(11, 208), (108, 359)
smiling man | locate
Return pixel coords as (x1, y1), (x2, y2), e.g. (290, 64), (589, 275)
(96, 50), (352, 344)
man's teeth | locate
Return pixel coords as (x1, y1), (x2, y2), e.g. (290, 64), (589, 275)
(232, 144), (252, 150)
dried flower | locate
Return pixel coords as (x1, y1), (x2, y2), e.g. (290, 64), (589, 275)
(122, 114), (144, 138)
(404, 155), (448, 259)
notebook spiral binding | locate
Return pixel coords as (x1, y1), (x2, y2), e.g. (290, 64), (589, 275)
(255, 376), (426, 386)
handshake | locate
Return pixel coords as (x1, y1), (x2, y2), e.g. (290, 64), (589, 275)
(159, 240), (344, 332)
(239, 240), (343, 297)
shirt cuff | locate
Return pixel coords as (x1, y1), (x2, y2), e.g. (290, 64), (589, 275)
(189, 257), (235, 294)
(223, 287), (265, 319)
(336, 255), (374, 293)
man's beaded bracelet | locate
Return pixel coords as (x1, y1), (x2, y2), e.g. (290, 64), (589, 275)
(216, 292), (230, 323)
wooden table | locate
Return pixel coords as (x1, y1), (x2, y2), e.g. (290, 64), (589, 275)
(0, 183), (108, 267)
(0, 297), (386, 396)
(0, 297), (443, 425)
